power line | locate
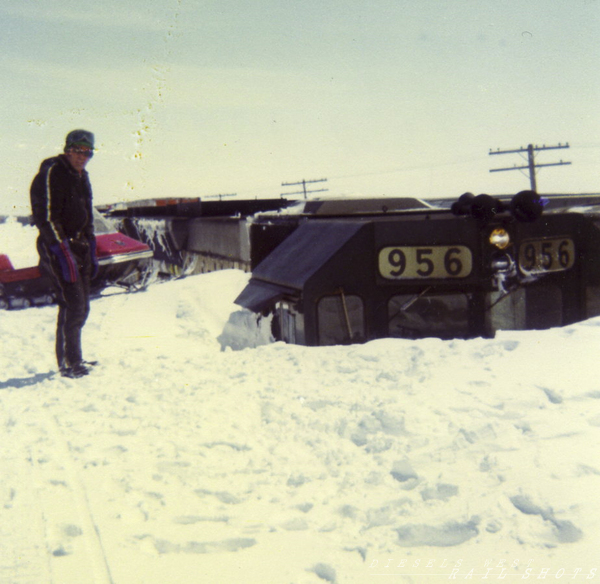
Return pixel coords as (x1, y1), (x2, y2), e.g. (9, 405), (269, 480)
(489, 143), (571, 191)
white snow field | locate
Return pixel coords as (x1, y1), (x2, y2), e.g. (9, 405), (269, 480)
(0, 219), (599, 583)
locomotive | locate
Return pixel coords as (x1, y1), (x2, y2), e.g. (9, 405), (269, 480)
(235, 191), (600, 345)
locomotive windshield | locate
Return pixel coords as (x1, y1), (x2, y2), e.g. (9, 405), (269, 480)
(388, 292), (470, 339)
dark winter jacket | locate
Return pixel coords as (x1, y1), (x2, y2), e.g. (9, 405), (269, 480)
(30, 154), (95, 247)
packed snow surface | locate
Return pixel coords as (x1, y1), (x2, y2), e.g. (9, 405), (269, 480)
(0, 227), (599, 582)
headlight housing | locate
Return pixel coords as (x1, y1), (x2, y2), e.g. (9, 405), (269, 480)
(489, 228), (510, 250)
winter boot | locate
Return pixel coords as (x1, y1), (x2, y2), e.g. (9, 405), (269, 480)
(60, 362), (90, 379)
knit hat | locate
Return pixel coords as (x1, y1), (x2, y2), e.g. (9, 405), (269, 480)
(64, 129), (95, 151)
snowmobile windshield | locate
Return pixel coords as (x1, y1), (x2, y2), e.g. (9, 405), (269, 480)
(93, 208), (115, 235)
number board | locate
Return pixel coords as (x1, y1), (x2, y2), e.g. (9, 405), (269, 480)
(378, 245), (473, 279)
(518, 237), (575, 274)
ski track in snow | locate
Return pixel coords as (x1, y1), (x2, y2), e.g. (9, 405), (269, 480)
(1, 269), (599, 583)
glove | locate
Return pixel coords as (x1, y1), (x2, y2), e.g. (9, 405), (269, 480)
(50, 240), (78, 283)
(89, 238), (99, 279)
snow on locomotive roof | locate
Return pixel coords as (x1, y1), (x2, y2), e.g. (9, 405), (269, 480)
(264, 196), (438, 217)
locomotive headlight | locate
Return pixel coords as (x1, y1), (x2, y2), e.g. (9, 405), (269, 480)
(489, 228), (510, 249)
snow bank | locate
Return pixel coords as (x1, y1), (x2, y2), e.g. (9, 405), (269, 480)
(0, 217), (39, 268)
(0, 240), (599, 582)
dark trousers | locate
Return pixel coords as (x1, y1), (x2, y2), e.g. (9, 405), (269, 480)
(38, 237), (91, 369)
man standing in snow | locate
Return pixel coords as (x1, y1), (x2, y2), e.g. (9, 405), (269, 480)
(30, 129), (99, 378)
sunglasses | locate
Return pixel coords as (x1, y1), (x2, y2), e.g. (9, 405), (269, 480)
(69, 147), (94, 158)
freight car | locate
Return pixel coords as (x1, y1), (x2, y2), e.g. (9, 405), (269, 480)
(107, 197), (293, 275)
(235, 191), (600, 345)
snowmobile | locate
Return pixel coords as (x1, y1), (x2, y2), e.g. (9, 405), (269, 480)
(0, 211), (154, 310)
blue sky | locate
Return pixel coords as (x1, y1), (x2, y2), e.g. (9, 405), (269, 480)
(1, 0), (599, 214)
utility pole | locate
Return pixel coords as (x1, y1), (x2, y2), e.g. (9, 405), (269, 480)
(281, 178), (328, 199)
(489, 143), (571, 191)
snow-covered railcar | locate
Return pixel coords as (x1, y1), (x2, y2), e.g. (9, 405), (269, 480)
(108, 198), (293, 276)
(235, 192), (600, 345)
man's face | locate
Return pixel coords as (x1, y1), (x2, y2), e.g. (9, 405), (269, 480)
(64, 145), (93, 173)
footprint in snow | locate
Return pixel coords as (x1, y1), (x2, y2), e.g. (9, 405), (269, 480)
(510, 495), (583, 543)
(538, 386), (563, 404)
(420, 483), (459, 502)
(309, 563), (337, 583)
(153, 537), (256, 554)
(395, 519), (479, 547)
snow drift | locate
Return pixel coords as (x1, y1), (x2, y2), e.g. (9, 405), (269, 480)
(0, 221), (599, 582)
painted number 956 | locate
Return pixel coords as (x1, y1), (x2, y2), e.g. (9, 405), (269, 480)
(379, 245), (473, 279)
(518, 238), (575, 274)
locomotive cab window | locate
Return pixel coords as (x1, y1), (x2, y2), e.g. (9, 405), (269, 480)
(317, 293), (365, 345)
(486, 288), (526, 331)
(388, 292), (470, 339)
(486, 285), (563, 331)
